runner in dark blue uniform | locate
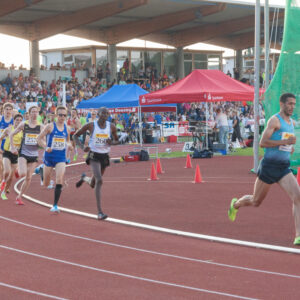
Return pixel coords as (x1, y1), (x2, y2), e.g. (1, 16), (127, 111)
(228, 93), (300, 246)
(38, 106), (72, 213)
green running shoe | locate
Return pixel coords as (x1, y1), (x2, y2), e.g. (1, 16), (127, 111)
(228, 198), (238, 222)
(73, 154), (78, 161)
(1, 191), (8, 200)
(294, 236), (300, 245)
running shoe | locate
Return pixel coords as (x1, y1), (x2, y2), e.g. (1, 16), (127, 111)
(294, 236), (300, 245)
(228, 198), (238, 222)
(90, 176), (95, 189)
(15, 169), (19, 178)
(1, 191), (8, 200)
(66, 159), (71, 165)
(16, 196), (24, 205)
(75, 173), (86, 188)
(0, 181), (5, 192)
(47, 180), (55, 189)
(39, 165), (44, 186)
(73, 153), (78, 161)
(34, 167), (40, 174)
(97, 212), (108, 220)
(50, 205), (60, 213)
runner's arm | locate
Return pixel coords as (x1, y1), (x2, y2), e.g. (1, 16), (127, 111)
(9, 122), (24, 153)
(66, 127), (74, 152)
(108, 123), (120, 145)
(73, 123), (92, 150)
(260, 116), (296, 148)
(0, 127), (9, 142)
(37, 123), (53, 150)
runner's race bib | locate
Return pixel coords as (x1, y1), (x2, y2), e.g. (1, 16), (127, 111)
(94, 133), (108, 148)
(279, 132), (295, 152)
(24, 133), (38, 146)
(51, 136), (66, 151)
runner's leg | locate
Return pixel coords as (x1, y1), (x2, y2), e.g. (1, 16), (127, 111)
(53, 162), (65, 206)
(278, 173), (300, 237)
(90, 160), (103, 214)
(18, 162), (37, 198)
(234, 177), (271, 209)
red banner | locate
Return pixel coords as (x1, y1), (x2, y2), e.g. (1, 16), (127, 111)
(178, 121), (192, 137)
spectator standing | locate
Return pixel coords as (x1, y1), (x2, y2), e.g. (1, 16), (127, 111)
(215, 108), (229, 152)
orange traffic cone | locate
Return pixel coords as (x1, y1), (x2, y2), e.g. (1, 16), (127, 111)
(297, 167), (300, 185)
(193, 165), (202, 183)
(185, 154), (192, 168)
(149, 162), (158, 180)
(156, 158), (164, 174)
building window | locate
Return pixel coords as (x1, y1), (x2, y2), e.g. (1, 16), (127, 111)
(96, 49), (107, 68)
(117, 50), (128, 72)
(163, 52), (176, 77)
(64, 52), (92, 69)
(208, 55), (220, 70)
(144, 51), (161, 79)
(131, 51), (144, 78)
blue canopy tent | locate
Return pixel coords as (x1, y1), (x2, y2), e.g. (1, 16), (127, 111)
(76, 84), (177, 113)
(76, 84), (177, 146)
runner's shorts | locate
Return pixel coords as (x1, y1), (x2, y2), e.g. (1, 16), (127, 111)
(3, 150), (18, 164)
(19, 153), (38, 163)
(257, 158), (291, 184)
(43, 157), (66, 168)
(86, 151), (110, 170)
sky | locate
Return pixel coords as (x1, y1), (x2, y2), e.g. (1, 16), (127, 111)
(0, 0), (286, 69)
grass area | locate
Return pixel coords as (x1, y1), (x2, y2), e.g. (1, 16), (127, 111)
(228, 147), (264, 156)
(156, 147), (264, 159)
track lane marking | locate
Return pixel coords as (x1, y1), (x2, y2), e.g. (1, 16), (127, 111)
(0, 244), (259, 300)
(1, 216), (300, 279)
(13, 165), (300, 255)
(0, 282), (68, 300)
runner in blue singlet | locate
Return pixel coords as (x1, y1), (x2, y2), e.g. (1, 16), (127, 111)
(37, 106), (72, 213)
(228, 93), (300, 246)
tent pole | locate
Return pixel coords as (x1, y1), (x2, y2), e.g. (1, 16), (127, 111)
(264, 0), (270, 89)
(253, 0), (261, 172)
(205, 102), (208, 150)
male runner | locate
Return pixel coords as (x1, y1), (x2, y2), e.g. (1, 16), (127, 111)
(228, 93), (300, 245)
(0, 103), (14, 183)
(38, 106), (72, 212)
(73, 107), (119, 220)
(0, 113), (23, 200)
(10, 106), (43, 205)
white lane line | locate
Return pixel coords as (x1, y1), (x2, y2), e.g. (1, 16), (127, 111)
(0, 245), (258, 300)
(0, 282), (68, 300)
(14, 170), (300, 255)
(1, 216), (299, 280)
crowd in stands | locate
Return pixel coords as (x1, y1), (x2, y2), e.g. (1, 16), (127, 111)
(0, 59), (265, 150)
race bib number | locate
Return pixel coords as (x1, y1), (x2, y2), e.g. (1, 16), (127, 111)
(51, 136), (66, 151)
(94, 133), (108, 148)
(24, 133), (38, 146)
(279, 132), (294, 152)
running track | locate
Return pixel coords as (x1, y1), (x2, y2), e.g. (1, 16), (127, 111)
(1, 152), (300, 299)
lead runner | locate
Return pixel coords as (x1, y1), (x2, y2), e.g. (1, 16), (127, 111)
(74, 107), (119, 220)
(38, 106), (73, 213)
(228, 93), (300, 245)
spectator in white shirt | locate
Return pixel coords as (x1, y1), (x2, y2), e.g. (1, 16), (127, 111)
(215, 108), (229, 152)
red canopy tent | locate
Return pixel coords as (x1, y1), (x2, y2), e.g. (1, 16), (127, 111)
(139, 69), (261, 105)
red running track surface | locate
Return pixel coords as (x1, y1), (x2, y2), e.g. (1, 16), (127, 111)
(0, 155), (299, 299)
